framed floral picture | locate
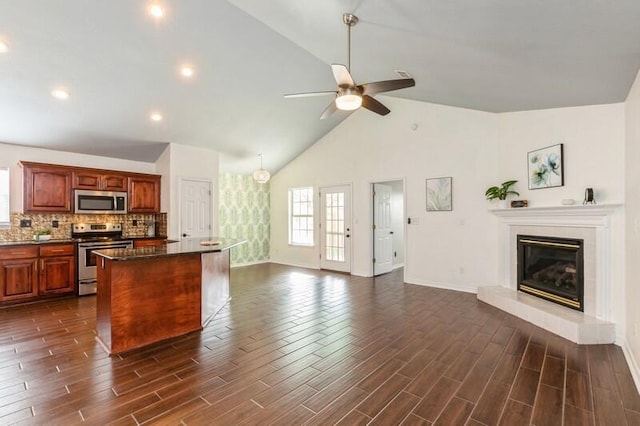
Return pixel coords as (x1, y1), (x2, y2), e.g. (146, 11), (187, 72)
(426, 177), (452, 211)
(527, 144), (564, 189)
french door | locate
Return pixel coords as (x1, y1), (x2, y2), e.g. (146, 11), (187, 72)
(320, 185), (352, 273)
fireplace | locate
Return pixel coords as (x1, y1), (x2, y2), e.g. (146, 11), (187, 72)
(517, 234), (584, 311)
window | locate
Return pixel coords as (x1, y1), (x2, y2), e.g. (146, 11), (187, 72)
(0, 168), (9, 229)
(289, 187), (314, 245)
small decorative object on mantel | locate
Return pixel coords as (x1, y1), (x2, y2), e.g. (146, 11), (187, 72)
(510, 200), (528, 208)
(528, 143), (564, 190)
(485, 180), (519, 209)
(584, 188), (596, 205)
(426, 177), (452, 211)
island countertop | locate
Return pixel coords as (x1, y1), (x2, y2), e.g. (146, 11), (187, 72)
(94, 237), (245, 260)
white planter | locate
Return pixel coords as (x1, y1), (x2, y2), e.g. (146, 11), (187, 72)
(489, 200), (510, 210)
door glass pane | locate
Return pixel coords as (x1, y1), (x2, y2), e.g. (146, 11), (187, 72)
(324, 191), (346, 262)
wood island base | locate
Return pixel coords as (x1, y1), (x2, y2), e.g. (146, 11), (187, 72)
(95, 249), (231, 355)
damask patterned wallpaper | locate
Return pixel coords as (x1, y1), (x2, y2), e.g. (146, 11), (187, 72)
(219, 173), (270, 265)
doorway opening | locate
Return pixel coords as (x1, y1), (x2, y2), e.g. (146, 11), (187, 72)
(372, 180), (405, 276)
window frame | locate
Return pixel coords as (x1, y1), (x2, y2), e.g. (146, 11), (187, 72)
(288, 186), (315, 246)
(0, 167), (9, 230)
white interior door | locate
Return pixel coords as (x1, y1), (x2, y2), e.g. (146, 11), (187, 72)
(180, 178), (212, 239)
(320, 185), (351, 273)
(373, 183), (393, 275)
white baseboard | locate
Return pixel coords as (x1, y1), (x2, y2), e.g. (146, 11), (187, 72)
(404, 276), (477, 294)
(618, 337), (640, 395)
(392, 263), (405, 270)
(230, 259), (269, 268)
(269, 260), (320, 270)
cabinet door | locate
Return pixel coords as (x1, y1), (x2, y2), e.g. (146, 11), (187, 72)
(0, 258), (38, 301)
(102, 174), (127, 191)
(128, 175), (161, 213)
(72, 171), (102, 190)
(24, 166), (72, 212)
(39, 256), (75, 295)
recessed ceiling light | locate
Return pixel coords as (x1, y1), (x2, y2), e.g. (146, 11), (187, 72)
(150, 112), (163, 122)
(51, 89), (70, 100)
(180, 66), (194, 78)
(148, 4), (165, 19)
(0, 40), (8, 53)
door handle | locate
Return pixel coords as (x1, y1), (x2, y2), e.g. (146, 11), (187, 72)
(182, 233), (190, 238)
(346, 234), (350, 238)
(390, 231), (394, 235)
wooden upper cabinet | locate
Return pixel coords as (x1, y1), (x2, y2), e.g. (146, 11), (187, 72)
(128, 175), (161, 213)
(72, 171), (127, 192)
(22, 163), (72, 212)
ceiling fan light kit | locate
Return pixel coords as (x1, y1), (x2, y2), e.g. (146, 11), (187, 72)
(284, 12), (415, 119)
(335, 90), (362, 111)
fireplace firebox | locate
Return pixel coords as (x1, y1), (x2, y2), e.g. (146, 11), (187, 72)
(517, 235), (584, 311)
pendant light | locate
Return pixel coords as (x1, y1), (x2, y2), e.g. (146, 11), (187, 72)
(252, 154), (270, 184)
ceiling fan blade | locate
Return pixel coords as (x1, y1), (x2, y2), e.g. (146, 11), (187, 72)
(284, 91), (336, 98)
(320, 101), (338, 120)
(361, 95), (390, 116)
(331, 64), (355, 86)
(360, 78), (415, 96)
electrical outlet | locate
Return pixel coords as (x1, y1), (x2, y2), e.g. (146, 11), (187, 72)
(20, 219), (31, 227)
(52, 220), (59, 228)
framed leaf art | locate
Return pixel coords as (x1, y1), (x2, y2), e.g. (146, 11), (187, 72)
(528, 144), (564, 190)
(426, 177), (452, 211)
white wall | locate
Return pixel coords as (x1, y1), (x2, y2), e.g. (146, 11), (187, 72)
(625, 71), (640, 384)
(0, 142), (156, 213)
(270, 97), (500, 291)
(155, 143), (219, 240)
(496, 104), (625, 206)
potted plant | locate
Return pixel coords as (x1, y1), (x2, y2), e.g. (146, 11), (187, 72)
(33, 228), (52, 241)
(485, 180), (519, 208)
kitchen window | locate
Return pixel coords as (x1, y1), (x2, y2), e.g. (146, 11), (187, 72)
(289, 187), (314, 246)
(0, 167), (9, 229)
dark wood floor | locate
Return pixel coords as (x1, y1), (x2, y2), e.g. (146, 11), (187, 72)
(1, 264), (639, 425)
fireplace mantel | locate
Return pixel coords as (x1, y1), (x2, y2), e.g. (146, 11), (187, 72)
(489, 203), (622, 224)
(478, 203), (622, 344)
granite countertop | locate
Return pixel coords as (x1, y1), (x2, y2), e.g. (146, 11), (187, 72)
(0, 238), (76, 247)
(94, 237), (245, 260)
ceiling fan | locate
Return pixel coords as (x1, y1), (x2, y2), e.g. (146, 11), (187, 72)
(285, 13), (416, 119)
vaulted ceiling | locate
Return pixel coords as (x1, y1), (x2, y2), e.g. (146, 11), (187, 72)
(1, 1), (639, 174)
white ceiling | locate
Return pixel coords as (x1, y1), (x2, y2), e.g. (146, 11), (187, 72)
(1, 1), (640, 174)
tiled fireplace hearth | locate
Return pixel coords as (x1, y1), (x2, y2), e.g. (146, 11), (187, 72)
(478, 204), (622, 344)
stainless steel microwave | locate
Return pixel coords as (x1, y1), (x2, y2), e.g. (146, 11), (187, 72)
(74, 190), (127, 214)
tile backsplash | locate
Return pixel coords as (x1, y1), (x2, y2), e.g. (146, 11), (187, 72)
(0, 212), (167, 242)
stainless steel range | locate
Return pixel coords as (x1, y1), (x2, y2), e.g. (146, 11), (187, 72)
(73, 223), (133, 296)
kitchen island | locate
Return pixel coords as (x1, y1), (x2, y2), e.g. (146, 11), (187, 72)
(94, 237), (244, 355)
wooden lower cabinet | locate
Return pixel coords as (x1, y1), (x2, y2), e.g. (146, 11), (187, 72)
(0, 258), (38, 302)
(0, 243), (76, 304)
(40, 256), (75, 295)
